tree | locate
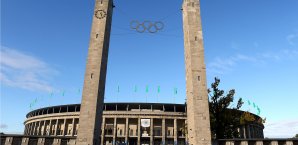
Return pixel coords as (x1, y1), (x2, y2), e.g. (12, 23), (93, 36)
(294, 134), (298, 138)
(208, 77), (244, 139)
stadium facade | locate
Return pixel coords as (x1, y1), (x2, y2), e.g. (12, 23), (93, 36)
(23, 103), (264, 145)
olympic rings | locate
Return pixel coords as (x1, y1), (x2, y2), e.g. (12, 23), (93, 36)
(130, 20), (164, 33)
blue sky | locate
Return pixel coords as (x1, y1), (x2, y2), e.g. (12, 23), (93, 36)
(1, 0), (298, 137)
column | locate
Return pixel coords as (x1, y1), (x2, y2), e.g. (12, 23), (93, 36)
(256, 141), (263, 145)
(30, 123), (33, 135)
(246, 125), (251, 138)
(38, 121), (41, 135)
(21, 138), (29, 145)
(62, 118), (67, 136)
(174, 119), (177, 145)
(54, 119), (58, 136)
(182, 0), (212, 144)
(113, 118), (117, 145)
(42, 121), (46, 135)
(150, 118), (154, 145)
(75, 0), (114, 144)
(138, 117), (141, 145)
(49, 120), (53, 135)
(71, 118), (75, 136)
(33, 122), (37, 135)
(125, 118), (129, 144)
(184, 120), (188, 145)
(270, 141), (278, 145)
(162, 118), (165, 145)
(101, 117), (106, 145)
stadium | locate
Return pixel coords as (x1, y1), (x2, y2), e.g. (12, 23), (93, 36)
(23, 103), (264, 145)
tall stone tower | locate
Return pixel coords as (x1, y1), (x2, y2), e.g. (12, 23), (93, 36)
(182, 0), (212, 145)
(76, 0), (113, 144)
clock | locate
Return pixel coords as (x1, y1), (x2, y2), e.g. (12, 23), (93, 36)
(95, 10), (107, 19)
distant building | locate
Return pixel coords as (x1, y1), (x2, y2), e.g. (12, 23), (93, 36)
(23, 103), (264, 145)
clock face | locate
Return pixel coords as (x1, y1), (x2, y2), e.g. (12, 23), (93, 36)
(95, 10), (107, 19)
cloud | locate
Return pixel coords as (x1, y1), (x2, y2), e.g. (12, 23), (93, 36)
(0, 124), (8, 129)
(287, 33), (298, 45)
(207, 49), (298, 74)
(264, 119), (298, 138)
(0, 46), (58, 92)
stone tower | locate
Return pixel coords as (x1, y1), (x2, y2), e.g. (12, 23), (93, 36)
(76, 0), (113, 144)
(182, 0), (212, 145)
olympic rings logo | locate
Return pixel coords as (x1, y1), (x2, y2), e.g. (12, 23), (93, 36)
(130, 20), (164, 33)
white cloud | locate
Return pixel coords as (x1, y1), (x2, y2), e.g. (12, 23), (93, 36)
(0, 124), (8, 129)
(287, 33), (298, 45)
(207, 49), (298, 74)
(264, 119), (298, 138)
(0, 46), (58, 92)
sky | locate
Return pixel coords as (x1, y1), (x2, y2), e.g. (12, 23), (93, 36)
(1, 0), (298, 138)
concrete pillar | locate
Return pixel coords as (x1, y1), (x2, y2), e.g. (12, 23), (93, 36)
(270, 141), (278, 145)
(246, 125), (251, 138)
(225, 141), (234, 145)
(62, 118), (67, 136)
(75, 0), (113, 144)
(42, 121), (46, 136)
(54, 119), (59, 136)
(138, 117), (141, 145)
(37, 138), (45, 145)
(256, 141), (263, 145)
(52, 139), (61, 145)
(162, 118), (165, 145)
(286, 141), (293, 145)
(113, 118), (117, 145)
(5, 137), (13, 145)
(185, 120), (188, 145)
(240, 141), (248, 145)
(49, 120), (53, 135)
(28, 123), (32, 135)
(21, 137), (29, 145)
(125, 118), (129, 144)
(174, 119), (177, 145)
(150, 118), (154, 145)
(101, 117), (106, 145)
(182, 0), (212, 144)
(67, 139), (77, 145)
(71, 118), (75, 136)
(32, 122), (37, 135)
(37, 121), (41, 135)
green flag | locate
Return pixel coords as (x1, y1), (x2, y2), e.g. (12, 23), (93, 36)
(247, 100), (251, 105)
(134, 85), (137, 93)
(146, 85), (149, 93)
(174, 87), (178, 95)
(157, 86), (160, 93)
(50, 91), (54, 97)
(253, 102), (256, 108)
(117, 85), (120, 93)
(78, 89), (80, 94)
(61, 90), (65, 96)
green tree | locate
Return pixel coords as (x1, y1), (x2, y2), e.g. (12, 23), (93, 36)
(294, 134), (298, 138)
(208, 77), (244, 139)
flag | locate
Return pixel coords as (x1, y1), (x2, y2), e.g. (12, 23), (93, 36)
(247, 100), (251, 105)
(253, 102), (256, 108)
(174, 87), (178, 95)
(146, 85), (149, 93)
(78, 89), (80, 94)
(134, 85), (137, 93)
(50, 92), (54, 97)
(157, 86), (160, 93)
(61, 90), (65, 96)
(117, 85), (120, 93)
